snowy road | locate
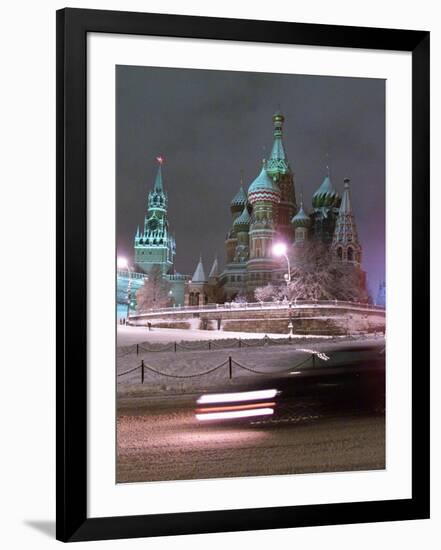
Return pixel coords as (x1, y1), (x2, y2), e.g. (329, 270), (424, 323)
(116, 400), (385, 483)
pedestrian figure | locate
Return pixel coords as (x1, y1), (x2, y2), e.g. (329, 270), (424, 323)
(148, 321), (151, 331)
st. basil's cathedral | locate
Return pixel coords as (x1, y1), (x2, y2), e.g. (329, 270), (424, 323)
(131, 112), (366, 307)
(186, 112), (366, 305)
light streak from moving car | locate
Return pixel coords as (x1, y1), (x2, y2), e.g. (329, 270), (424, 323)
(195, 389), (278, 421)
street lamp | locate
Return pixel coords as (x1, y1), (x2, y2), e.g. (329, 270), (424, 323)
(117, 257), (132, 321)
(272, 242), (293, 335)
(272, 242), (291, 283)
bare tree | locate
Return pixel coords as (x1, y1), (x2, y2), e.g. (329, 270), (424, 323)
(135, 265), (172, 311)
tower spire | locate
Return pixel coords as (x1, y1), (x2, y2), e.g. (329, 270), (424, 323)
(331, 177), (362, 264)
(135, 156), (175, 275)
(153, 156), (164, 192)
(208, 256), (219, 279)
(192, 255), (207, 283)
(267, 112), (287, 166)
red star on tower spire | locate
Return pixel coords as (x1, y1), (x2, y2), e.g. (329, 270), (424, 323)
(156, 155), (164, 165)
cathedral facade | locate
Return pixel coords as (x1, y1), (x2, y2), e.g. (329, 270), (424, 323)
(185, 112), (366, 304)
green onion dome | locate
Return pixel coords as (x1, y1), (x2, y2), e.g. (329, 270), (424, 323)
(291, 204), (311, 227)
(312, 175), (340, 209)
(230, 185), (247, 214)
(248, 161), (281, 206)
(233, 204), (251, 232)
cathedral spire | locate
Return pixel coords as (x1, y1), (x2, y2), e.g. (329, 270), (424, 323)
(339, 177), (353, 214)
(266, 112), (289, 177)
(332, 178), (362, 264)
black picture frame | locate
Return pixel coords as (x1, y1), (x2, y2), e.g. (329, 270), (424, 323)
(56, 8), (430, 543)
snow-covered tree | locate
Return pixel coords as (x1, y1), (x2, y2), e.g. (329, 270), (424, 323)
(254, 283), (279, 303)
(135, 265), (172, 311)
(232, 293), (248, 304)
(286, 241), (366, 301)
(253, 240), (367, 303)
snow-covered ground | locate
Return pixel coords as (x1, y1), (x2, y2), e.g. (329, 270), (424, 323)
(116, 324), (335, 347)
(116, 329), (385, 396)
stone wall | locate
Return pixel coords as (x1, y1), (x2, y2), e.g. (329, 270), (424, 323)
(129, 305), (385, 335)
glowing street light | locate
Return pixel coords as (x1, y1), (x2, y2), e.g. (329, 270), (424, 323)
(272, 242), (293, 336)
(272, 242), (290, 283)
(117, 257), (128, 269)
(272, 242), (287, 258)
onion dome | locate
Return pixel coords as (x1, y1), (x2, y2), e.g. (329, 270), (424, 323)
(312, 175), (340, 209)
(291, 203), (311, 227)
(233, 204), (251, 232)
(230, 183), (247, 214)
(248, 161), (281, 205)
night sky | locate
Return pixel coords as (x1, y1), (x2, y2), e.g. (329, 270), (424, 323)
(116, 66), (385, 297)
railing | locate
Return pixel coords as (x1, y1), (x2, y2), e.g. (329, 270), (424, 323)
(116, 269), (190, 282)
(130, 299), (385, 318)
(116, 269), (146, 280)
(117, 350), (326, 383)
(116, 332), (383, 359)
(166, 273), (191, 281)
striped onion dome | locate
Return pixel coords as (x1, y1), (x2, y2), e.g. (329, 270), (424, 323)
(230, 185), (247, 213)
(233, 204), (251, 232)
(247, 162), (281, 206)
(312, 175), (340, 209)
(291, 203), (311, 227)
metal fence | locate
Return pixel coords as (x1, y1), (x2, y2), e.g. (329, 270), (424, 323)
(116, 332), (383, 359)
(117, 352), (321, 384)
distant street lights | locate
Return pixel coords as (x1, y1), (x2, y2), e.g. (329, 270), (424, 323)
(272, 242), (293, 335)
(117, 257), (132, 320)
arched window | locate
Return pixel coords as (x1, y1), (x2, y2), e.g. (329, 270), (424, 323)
(347, 247), (354, 261)
(337, 247), (343, 260)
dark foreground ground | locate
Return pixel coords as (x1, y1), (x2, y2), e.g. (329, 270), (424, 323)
(116, 398), (385, 483)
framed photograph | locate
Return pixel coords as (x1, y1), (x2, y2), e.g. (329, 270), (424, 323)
(56, 8), (430, 542)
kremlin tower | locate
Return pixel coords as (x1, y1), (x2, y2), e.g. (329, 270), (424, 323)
(134, 158), (176, 275)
